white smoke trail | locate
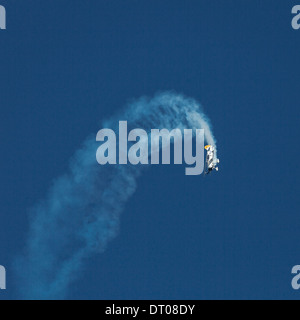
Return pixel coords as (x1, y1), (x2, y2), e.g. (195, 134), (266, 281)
(14, 92), (217, 299)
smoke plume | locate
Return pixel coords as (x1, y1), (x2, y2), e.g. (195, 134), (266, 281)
(14, 92), (217, 299)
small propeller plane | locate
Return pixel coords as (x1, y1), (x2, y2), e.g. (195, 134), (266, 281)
(204, 145), (220, 174)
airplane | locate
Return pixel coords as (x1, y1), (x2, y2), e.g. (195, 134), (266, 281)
(204, 145), (220, 174)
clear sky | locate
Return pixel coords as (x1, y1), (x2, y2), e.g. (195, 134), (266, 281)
(0, 0), (300, 299)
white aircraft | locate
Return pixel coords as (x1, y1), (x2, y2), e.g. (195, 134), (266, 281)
(204, 145), (220, 174)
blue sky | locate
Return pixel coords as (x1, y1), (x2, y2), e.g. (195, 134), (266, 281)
(0, 0), (300, 299)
